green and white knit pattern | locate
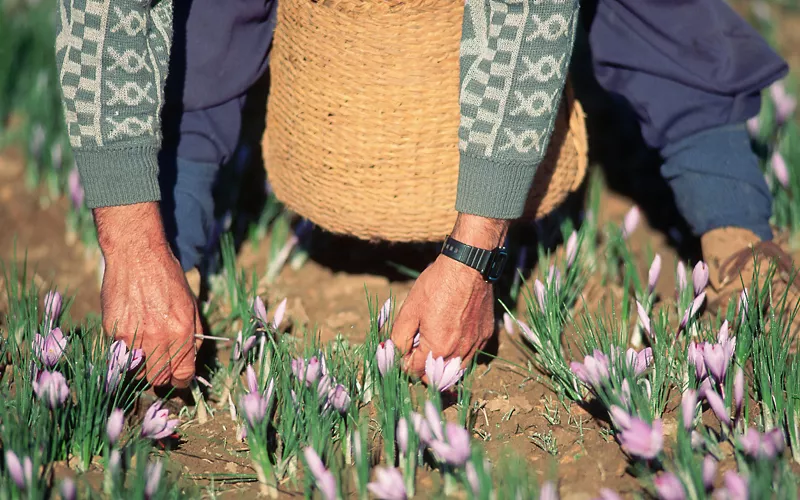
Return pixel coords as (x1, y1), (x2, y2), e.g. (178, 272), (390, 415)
(458, 0), (579, 161)
(56, 0), (172, 150)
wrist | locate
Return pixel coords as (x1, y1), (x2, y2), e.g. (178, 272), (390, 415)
(449, 213), (510, 250)
(94, 202), (171, 258)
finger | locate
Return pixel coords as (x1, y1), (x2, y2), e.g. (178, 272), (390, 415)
(169, 329), (197, 389)
(390, 298), (421, 357)
(403, 331), (435, 380)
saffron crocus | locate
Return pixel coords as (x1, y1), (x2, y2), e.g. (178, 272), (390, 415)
(687, 342), (707, 380)
(704, 389), (731, 427)
(746, 116), (760, 138)
(106, 340), (144, 392)
(648, 254), (662, 294)
(570, 350), (610, 389)
(701, 343), (730, 383)
(377, 298), (392, 330)
(636, 301), (651, 337)
(328, 384), (351, 413)
(303, 447), (337, 500)
(43, 290), (62, 331)
(429, 422), (471, 467)
(107, 408), (125, 446)
(547, 266), (562, 295)
(272, 297), (287, 330)
(610, 406), (663, 460)
(771, 152), (790, 189)
(622, 206), (640, 239)
(676, 261), (688, 294)
(503, 313), (515, 335)
(626, 347), (653, 376)
(4, 451), (32, 490)
(425, 352), (464, 392)
(240, 393), (268, 426)
(733, 367), (744, 422)
(679, 292), (706, 333)
(534, 279), (546, 311)
(702, 456), (717, 491)
(518, 321), (542, 350)
(367, 467), (407, 500)
(540, 481), (559, 500)
(33, 370), (70, 408)
(692, 262), (709, 297)
(292, 356), (324, 386)
(245, 364), (259, 393)
(33, 327), (67, 368)
(376, 339), (396, 376)
(253, 296), (268, 326)
(233, 331), (257, 361)
(141, 401), (179, 440)
(60, 478), (76, 500)
(145, 461), (163, 499)
(681, 389), (698, 430)
(653, 472), (686, 500)
(739, 427), (785, 459)
(565, 231), (578, 268)
(720, 471), (748, 500)
(770, 81), (797, 125)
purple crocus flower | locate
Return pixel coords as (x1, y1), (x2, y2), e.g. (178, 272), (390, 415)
(429, 422), (471, 467)
(106, 340), (144, 392)
(610, 406), (663, 460)
(770, 81), (797, 125)
(376, 339), (396, 376)
(43, 290), (62, 331)
(681, 389), (698, 430)
(687, 342), (707, 380)
(702, 456), (717, 491)
(292, 356), (324, 386)
(746, 116), (760, 138)
(367, 466), (407, 500)
(676, 261), (688, 294)
(704, 389), (731, 427)
(547, 266), (562, 295)
(622, 206), (640, 239)
(692, 262), (709, 297)
(253, 296), (269, 326)
(626, 347), (653, 376)
(565, 231), (578, 268)
(653, 472), (685, 500)
(534, 279), (547, 311)
(68, 167), (84, 209)
(540, 481), (559, 500)
(140, 401), (179, 440)
(518, 321), (542, 350)
(272, 297), (287, 330)
(701, 343), (730, 383)
(303, 447), (337, 500)
(636, 301), (651, 337)
(233, 331), (257, 361)
(377, 298), (392, 331)
(33, 327), (67, 368)
(33, 370), (70, 408)
(739, 427), (785, 459)
(503, 313), (515, 335)
(720, 471), (748, 500)
(425, 352), (464, 392)
(4, 451), (32, 490)
(396, 418), (410, 454)
(145, 460), (163, 499)
(679, 292), (706, 333)
(771, 152), (790, 189)
(733, 367), (744, 421)
(648, 254), (662, 294)
(328, 384), (351, 413)
(423, 401), (445, 442)
(107, 408), (125, 446)
(570, 350), (610, 389)
(60, 478), (76, 500)
(240, 374), (275, 426)
(245, 364), (259, 394)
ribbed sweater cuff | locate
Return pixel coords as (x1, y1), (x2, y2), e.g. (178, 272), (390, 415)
(455, 154), (537, 220)
(73, 144), (161, 209)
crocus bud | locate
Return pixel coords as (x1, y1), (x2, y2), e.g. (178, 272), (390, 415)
(145, 461), (163, 499)
(376, 340), (396, 376)
(648, 254), (661, 294)
(676, 261), (687, 293)
(681, 389), (698, 430)
(565, 231), (578, 268)
(534, 279), (546, 311)
(43, 291), (62, 330)
(60, 478), (76, 500)
(366, 467), (407, 500)
(771, 152), (790, 189)
(636, 301), (651, 337)
(653, 472), (685, 500)
(746, 116), (760, 138)
(692, 262), (709, 297)
(272, 297), (288, 330)
(106, 408), (125, 446)
(733, 367), (744, 423)
(253, 296), (268, 326)
(622, 206), (640, 239)
(303, 447), (337, 500)
(377, 298), (392, 331)
(770, 81), (797, 126)
(503, 313), (515, 335)
(702, 455), (717, 491)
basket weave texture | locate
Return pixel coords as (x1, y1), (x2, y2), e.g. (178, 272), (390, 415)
(264, 0), (588, 243)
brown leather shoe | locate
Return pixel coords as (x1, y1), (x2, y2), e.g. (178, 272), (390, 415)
(701, 227), (800, 321)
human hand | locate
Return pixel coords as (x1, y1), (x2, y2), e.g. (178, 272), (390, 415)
(391, 213), (510, 382)
(95, 202), (203, 388)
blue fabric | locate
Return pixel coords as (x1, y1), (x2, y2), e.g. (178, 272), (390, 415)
(660, 124), (774, 240)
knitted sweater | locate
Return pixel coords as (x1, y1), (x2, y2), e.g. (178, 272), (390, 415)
(55, 0), (580, 219)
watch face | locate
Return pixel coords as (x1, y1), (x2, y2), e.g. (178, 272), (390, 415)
(485, 249), (508, 282)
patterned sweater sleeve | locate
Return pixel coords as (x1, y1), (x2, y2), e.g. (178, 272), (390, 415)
(55, 0), (173, 209)
(456, 0), (580, 219)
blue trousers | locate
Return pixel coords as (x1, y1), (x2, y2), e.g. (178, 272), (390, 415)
(161, 0), (789, 271)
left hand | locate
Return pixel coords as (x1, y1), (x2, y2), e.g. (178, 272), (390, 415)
(391, 213), (510, 381)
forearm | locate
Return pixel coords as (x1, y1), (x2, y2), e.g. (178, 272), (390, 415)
(455, 0), (580, 219)
(55, 0), (174, 209)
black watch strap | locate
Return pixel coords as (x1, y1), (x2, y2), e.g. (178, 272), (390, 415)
(441, 236), (508, 282)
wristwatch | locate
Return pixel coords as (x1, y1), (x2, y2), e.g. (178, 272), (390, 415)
(441, 235), (508, 282)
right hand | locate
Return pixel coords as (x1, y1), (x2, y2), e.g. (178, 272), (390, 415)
(95, 202), (202, 388)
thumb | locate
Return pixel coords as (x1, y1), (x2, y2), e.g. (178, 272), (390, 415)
(390, 297), (420, 358)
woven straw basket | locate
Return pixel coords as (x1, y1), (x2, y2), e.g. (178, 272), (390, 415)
(264, 0), (588, 243)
